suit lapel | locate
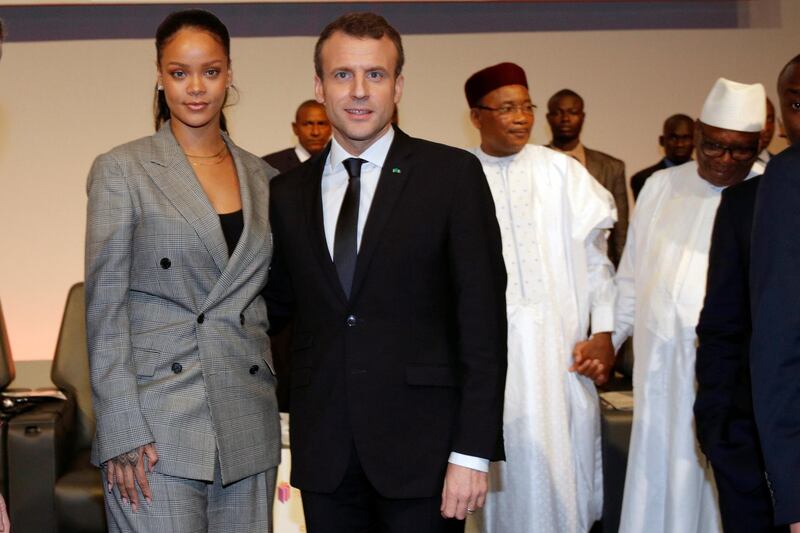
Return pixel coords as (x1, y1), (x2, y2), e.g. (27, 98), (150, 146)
(303, 146), (348, 303)
(584, 148), (602, 181)
(203, 134), (269, 309)
(288, 150), (301, 169)
(350, 128), (412, 301)
(144, 124), (229, 275)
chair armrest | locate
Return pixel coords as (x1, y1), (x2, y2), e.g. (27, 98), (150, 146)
(7, 397), (74, 533)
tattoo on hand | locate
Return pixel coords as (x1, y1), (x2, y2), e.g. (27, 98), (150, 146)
(116, 450), (139, 466)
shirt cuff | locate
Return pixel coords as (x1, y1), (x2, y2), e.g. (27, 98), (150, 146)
(448, 452), (489, 472)
(612, 331), (628, 353)
(591, 305), (614, 335)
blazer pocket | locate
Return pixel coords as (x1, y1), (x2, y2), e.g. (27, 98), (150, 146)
(291, 334), (313, 352)
(132, 348), (158, 378)
(405, 366), (458, 388)
(244, 335), (270, 355)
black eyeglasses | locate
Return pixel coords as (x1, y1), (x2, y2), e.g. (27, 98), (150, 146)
(475, 103), (537, 116)
(700, 140), (759, 162)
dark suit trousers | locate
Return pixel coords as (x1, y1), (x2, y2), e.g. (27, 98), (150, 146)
(714, 473), (786, 533)
(301, 444), (464, 533)
(711, 419), (787, 533)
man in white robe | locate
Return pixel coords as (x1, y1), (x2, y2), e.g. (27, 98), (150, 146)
(613, 78), (766, 533)
(463, 62), (617, 533)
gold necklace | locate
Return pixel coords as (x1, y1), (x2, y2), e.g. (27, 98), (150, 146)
(188, 151), (229, 166)
(184, 144), (227, 159)
(185, 144), (229, 166)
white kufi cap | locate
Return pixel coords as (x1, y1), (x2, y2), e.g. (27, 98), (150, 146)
(700, 77), (766, 132)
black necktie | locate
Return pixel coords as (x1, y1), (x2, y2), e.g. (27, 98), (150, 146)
(334, 158), (365, 298)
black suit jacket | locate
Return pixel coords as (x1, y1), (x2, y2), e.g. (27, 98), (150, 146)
(694, 176), (766, 496)
(262, 147), (301, 174)
(751, 145), (800, 525)
(266, 127), (508, 498)
(630, 158), (668, 200)
(262, 146), (305, 412)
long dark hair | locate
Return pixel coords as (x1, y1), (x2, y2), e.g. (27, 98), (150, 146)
(154, 9), (232, 132)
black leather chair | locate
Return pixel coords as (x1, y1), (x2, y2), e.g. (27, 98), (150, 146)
(0, 300), (17, 391)
(8, 283), (106, 532)
(0, 298), (17, 503)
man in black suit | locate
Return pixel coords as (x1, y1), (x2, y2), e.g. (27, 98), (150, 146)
(262, 100), (331, 174)
(694, 176), (786, 533)
(630, 114), (694, 200)
(751, 53), (800, 532)
(265, 12), (507, 533)
(695, 55), (800, 533)
(264, 100), (332, 411)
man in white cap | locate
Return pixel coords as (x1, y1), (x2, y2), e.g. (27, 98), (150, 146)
(694, 61), (800, 533)
(464, 62), (617, 533)
(613, 77), (765, 533)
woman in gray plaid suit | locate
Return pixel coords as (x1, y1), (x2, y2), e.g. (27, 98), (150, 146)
(85, 10), (280, 532)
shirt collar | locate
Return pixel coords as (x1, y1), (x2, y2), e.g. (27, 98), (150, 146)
(328, 127), (395, 172)
(548, 141), (586, 167)
(700, 165), (760, 193)
(294, 144), (311, 163)
(475, 145), (524, 165)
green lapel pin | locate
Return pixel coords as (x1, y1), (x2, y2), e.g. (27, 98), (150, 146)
(392, 167), (401, 174)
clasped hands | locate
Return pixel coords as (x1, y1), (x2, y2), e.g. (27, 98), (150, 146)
(104, 443), (159, 512)
(438, 336), (615, 521)
(570, 332), (615, 386)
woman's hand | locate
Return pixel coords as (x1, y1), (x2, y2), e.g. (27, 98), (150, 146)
(0, 493), (10, 532)
(105, 443), (159, 512)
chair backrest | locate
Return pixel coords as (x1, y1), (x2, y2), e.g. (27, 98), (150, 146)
(0, 299), (16, 390)
(51, 283), (95, 449)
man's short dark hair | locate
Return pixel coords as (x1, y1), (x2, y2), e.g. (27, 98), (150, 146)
(297, 99), (323, 112)
(663, 113), (694, 133)
(547, 88), (584, 109)
(778, 53), (800, 85)
(314, 12), (404, 78)
(295, 99), (325, 121)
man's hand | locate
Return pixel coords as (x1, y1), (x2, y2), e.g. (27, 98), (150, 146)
(105, 443), (159, 512)
(570, 332), (615, 386)
(790, 522), (800, 533)
(440, 463), (488, 520)
(0, 493), (9, 532)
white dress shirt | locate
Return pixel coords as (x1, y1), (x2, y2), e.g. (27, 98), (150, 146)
(320, 127), (488, 472)
(321, 128), (393, 258)
(294, 144), (311, 164)
(752, 148), (770, 176)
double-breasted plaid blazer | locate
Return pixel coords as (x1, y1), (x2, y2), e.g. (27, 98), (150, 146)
(85, 122), (280, 485)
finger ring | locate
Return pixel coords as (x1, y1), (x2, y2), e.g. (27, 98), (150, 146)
(467, 507), (475, 514)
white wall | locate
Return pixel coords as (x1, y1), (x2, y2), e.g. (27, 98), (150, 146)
(0, 0), (796, 370)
